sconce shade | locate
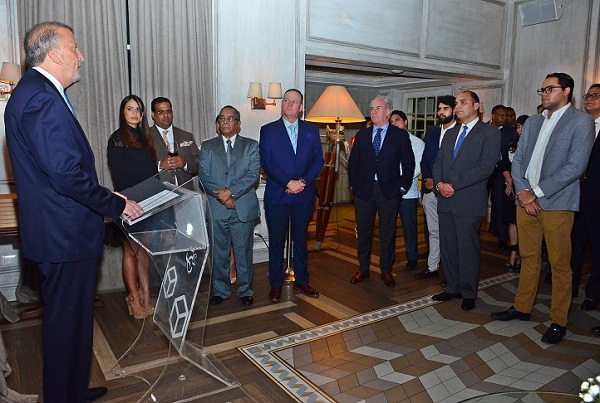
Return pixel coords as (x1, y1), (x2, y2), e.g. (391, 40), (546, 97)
(0, 62), (21, 85)
(267, 82), (282, 99)
(305, 85), (365, 123)
(247, 82), (263, 98)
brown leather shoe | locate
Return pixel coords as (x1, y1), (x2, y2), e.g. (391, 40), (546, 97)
(293, 283), (319, 298)
(350, 270), (370, 284)
(381, 273), (395, 287)
(269, 287), (282, 303)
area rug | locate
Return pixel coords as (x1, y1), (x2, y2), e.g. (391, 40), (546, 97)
(239, 273), (600, 402)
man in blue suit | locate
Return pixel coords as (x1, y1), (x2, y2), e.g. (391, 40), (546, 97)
(492, 73), (595, 344)
(199, 105), (260, 306)
(4, 22), (142, 402)
(415, 96), (457, 282)
(348, 97), (415, 287)
(260, 89), (324, 302)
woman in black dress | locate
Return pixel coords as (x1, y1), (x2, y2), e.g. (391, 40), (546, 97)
(502, 114), (528, 272)
(107, 95), (158, 319)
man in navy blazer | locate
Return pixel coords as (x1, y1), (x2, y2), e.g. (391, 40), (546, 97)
(260, 89), (324, 303)
(4, 22), (141, 402)
(433, 91), (500, 311)
(416, 96), (457, 282)
(492, 73), (595, 344)
(348, 97), (415, 287)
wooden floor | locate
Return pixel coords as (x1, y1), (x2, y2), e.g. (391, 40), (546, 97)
(0, 203), (565, 402)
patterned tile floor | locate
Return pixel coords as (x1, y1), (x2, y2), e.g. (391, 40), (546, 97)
(240, 274), (600, 402)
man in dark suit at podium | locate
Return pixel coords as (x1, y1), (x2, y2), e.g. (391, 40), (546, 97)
(4, 21), (142, 402)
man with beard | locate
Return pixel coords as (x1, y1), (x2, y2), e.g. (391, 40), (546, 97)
(414, 96), (456, 282)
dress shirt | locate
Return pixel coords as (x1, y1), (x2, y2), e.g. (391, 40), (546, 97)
(221, 134), (237, 151)
(283, 119), (299, 146)
(372, 122), (390, 180)
(526, 103), (570, 197)
(32, 66), (69, 108)
(439, 121), (457, 147)
(594, 116), (600, 138)
(454, 118), (478, 148)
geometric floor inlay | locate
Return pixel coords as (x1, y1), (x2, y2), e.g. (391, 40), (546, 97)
(239, 273), (600, 402)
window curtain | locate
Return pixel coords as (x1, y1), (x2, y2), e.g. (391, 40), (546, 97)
(18, 1), (129, 187)
(128, 0), (214, 143)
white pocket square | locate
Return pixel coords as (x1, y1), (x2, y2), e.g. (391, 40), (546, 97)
(179, 141), (193, 147)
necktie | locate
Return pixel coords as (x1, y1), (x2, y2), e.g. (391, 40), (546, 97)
(63, 92), (75, 117)
(162, 130), (170, 149)
(226, 139), (232, 168)
(453, 125), (468, 160)
(373, 128), (382, 156)
(289, 125), (297, 153)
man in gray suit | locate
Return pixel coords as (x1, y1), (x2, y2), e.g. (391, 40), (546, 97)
(198, 105), (260, 306)
(492, 73), (595, 344)
(432, 90), (500, 311)
(150, 97), (200, 185)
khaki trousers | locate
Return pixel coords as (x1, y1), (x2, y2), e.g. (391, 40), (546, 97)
(514, 208), (573, 326)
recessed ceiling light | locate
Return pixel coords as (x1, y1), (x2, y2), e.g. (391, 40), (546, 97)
(390, 69), (404, 74)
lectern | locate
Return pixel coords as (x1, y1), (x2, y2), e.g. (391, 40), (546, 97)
(113, 172), (239, 402)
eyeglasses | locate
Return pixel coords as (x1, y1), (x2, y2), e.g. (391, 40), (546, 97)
(584, 93), (600, 100)
(155, 109), (173, 116)
(536, 86), (564, 95)
(218, 116), (239, 122)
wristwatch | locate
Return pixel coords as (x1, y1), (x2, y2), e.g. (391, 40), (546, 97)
(299, 178), (306, 186)
(526, 188), (537, 199)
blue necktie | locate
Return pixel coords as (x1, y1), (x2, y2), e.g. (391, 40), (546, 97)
(453, 125), (468, 160)
(63, 92), (76, 117)
(226, 139), (232, 168)
(373, 128), (382, 156)
(289, 125), (297, 153)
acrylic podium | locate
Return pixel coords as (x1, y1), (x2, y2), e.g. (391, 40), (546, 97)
(112, 172), (239, 402)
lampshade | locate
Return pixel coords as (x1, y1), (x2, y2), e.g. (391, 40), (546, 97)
(267, 82), (282, 99)
(305, 85), (365, 123)
(0, 62), (21, 85)
(247, 82), (263, 98)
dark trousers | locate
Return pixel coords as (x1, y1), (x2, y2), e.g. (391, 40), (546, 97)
(399, 197), (419, 261)
(265, 202), (313, 288)
(571, 209), (600, 300)
(438, 212), (484, 299)
(39, 258), (99, 403)
(355, 183), (400, 274)
(490, 170), (507, 242)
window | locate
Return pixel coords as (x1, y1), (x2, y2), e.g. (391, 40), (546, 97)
(406, 96), (442, 139)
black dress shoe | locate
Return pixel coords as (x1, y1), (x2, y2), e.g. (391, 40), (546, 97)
(581, 298), (600, 311)
(592, 326), (600, 336)
(414, 269), (438, 279)
(432, 291), (462, 301)
(293, 283), (319, 297)
(241, 296), (253, 306)
(541, 323), (566, 344)
(406, 260), (418, 271)
(490, 305), (530, 321)
(350, 270), (370, 284)
(210, 295), (225, 305)
(269, 287), (282, 302)
(381, 273), (396, 287)
(461, 298), (475, 311)
(86, 387), (108, 402)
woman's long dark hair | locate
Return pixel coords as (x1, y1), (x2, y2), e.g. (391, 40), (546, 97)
(116, 95), (156, 159)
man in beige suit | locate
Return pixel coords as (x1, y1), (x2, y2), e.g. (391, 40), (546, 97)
(150, 97), (200, 184)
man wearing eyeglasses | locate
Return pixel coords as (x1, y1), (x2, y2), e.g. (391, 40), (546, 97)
(150, 96), (200, 184)
(199, 105), (260, 306)
(260, 89), (324, 302)
(571, 85), (600, 326)
(492, 73), (595, 345)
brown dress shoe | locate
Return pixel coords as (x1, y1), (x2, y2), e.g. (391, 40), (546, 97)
(381, 273), (395, 287)
(350, 270), (370, 284)
(293, 283), (319, 298)
(269, 287), (282, 302)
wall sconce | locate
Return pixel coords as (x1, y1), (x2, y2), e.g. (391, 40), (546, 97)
(247, 82), (282, 109)
(0, 62), (21, 99)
